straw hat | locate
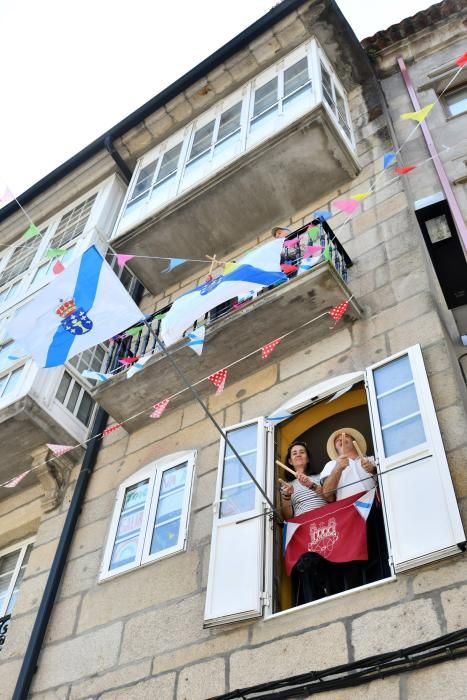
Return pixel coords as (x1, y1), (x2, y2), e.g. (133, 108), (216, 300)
(326, 428), (367, 460)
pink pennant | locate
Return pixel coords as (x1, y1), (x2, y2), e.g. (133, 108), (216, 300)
(118, 356), (140, 365)
(116, 254), (135, 269)
(333, 199), (360, 215)
(329, 300), (349, 325)
(304, 245), (323, 257)
(261, 337), (283, 360)
(0, 187), (14, 204)
(47, 443), (74, 457)
(150, 398), (170, 419)
(53, 260), (65, 274)
(394, 165), (416, 175)
(283, 238), (299, 249)
(102, 423), (123, 437)
(208, 368), (227, 395)
(455, 52), (467, 67)
(3, 470), (31, 488)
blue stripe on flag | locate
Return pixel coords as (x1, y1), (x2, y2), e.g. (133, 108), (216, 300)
(355, 500), (371, 509)
(45, 248), (104, 368)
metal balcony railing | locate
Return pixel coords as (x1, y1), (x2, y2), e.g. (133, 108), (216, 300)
(104, 220), (352, 375)
(0, 614), (11, 652)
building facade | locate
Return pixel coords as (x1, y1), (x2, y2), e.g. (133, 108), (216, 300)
(0, 0), (466, 698)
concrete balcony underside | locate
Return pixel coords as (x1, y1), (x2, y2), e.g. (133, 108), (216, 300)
(94, 262), (362, 432)
(0, 395), (81, 493)
(112, 105), (360, 295)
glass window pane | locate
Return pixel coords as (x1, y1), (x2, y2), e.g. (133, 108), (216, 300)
(130, 162), (157, 201)
(110, 480), (149, 570)
(150, 463), (187, 554)
(76, 392), (94, 426)
(66, 382), (81, 413)
(0, 341), (15, 371)
(284, 58), (309, 97)
(382, 415), (426, 457)
(220, 424), (258, 518)
(321, 63), (334, 109)
(253, 78), (278, 117)
(57, 371), (72, 403)
(189, 121), (215, 161)
(377, 384), (420, 426)
(374, 355), (413, 395)
(6, 545), (32, 614)
(3, 367), (23, 397)
(181, 152), (211, 190)
(156, 143), (182, 183)
(0, 550), (20, 612)
(445, 86), (467, 117)
(217, 103), (242, 142)
(51, 195), (97, 248)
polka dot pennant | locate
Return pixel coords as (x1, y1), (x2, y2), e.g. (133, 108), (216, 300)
(261, 337), (283, 360)
(102, 423), (123, 438)
(150, 398), (169, 419)
(208, 368), (227, 395)
(329, 300), (349, 324)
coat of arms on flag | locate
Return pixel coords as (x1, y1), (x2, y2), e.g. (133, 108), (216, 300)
(283, 490), (375, 576)
(56, 298), (93, 335)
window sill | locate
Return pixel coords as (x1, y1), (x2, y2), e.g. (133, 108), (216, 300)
(97, 544), (187, 584)
(264, 574), (396, 621)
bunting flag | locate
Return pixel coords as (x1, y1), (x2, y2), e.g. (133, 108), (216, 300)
(82, 369), (112, 382)
(351, 192), (370, 201)
(333, 199), (360, 215)
(283, 238), (299, 249)
(53, 261), (65, 275)
(261, 337), (282, 359)
(400, 104), (434, 122)
(22, 223), (40, 240)
(266, 410), (292, 422)
(297, 253), (323, 275)
(102, 423), (123, 437)
(46, 443), (74, 457)
(223, 262), (238, 275)
(116, 254), (135, 268)
(127, 354), (153, 378)
(118, 356), (140, 365)
(383, 152), (396, 169)
(46, 247), (67, 259)
(161, 258), (187, 273)
(307, 226), (320, 241)
(323, 243), (332, 261)
(3, 470), (31, 488)
(0, 187), (14, 204)
(150, 398), (169, 419)
(329, 300), (349, 324)
(186, 326), (205, 356)
(304, 245), (323, 257)
(123, 325), (144, 337)
(395, 165), (416, 175)
(154, 312), (167, 321)
(208, 368), (227, 394)
(314, 210), (332, 221)
(283, 490), (374, 576)
(455, 51), (467, 67)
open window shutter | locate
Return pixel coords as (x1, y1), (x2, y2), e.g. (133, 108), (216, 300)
(366, 344), (465, 572)
(204, 419), (266, 627)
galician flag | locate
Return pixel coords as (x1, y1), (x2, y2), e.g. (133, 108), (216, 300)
(7, 246), (143, 368)
(283, 489), (375, 576)
(160, 239), (287, 346)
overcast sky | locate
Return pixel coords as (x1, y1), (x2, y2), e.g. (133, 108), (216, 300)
(0, 0), (435, 198)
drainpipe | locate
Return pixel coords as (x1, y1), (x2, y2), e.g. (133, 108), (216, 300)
(397, 57), (467, 251)
(104, 135), (132, 184)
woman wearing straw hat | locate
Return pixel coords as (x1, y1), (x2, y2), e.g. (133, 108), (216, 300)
(320, 428), (377, 502)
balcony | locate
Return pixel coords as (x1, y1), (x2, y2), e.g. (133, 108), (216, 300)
(0, 615), (10, 652)
(109, 41), (360, 295)
(94, 228), (361, 431)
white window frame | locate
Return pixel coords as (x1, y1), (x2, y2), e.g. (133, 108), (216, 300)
(53, 369), (96, 428)
(99, 450), (196, 581)
(0, 538), (34, 617)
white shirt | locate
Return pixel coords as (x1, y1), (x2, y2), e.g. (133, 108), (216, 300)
(320, 457), (377, 500)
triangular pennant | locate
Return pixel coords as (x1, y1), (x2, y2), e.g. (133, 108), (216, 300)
(455, 51), (467, 67)
(329, 300), (349, 324)
(186, 326), (206, 356)
(123, 325), (144, 337)
(150, 398), (169, 419)
(3, 470), (31, 488)
(283, 521), (301, 551)
(383, 152), (396, 169)
(353, 489), (375, 521)
(118, 356), (140, 365)
(0, 187), (14, 204)
(307, 225), (320, 241)
(46, 443), (74, 457)
(394, 165), (416, 175)
(351, 192), (371, 201)
(22, 223), (40, 240)
(46, 247), (67, 259)
(304, 245), (323, 257)
(283, 238), (299, 249)
(154, 312), (167, 321)
(116, 254), (135, 268)
(102, 423), (123, 437)
(208, 368), (227, 395)
(223, 262), (238, 275)
(323, 243), (332, 261)
(261, 337), (282, 359)
(333, 199), (360, 215)
(161, 258), (187, 273)
(127, 354), (152, 378)
(82, 369), (112, 382)
(400, 104), (433, 122)
(52, 260), (65, 274)
(313, 209), (332, 221)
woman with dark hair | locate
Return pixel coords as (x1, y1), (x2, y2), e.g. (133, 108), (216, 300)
(279, 441), (330, 605)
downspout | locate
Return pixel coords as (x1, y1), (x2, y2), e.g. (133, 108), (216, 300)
(104, 135), (132, 184)
(397, 56), (467, 250)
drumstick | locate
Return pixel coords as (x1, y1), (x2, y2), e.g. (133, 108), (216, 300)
(352, 440), (365, 458)
(275, 459), (297, 477)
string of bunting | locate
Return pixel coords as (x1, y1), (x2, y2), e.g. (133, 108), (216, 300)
(0, 299), (351, 489)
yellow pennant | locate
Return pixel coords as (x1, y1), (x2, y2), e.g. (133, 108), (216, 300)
(351, 192), (371, 201)
(223, 262), (238, 275)
(400, 104), (434, 123)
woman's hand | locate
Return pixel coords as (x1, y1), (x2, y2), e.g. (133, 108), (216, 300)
(361, 458), (376, 474)
(296, 473), (317, 491)
(280, 481), (294, 497)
